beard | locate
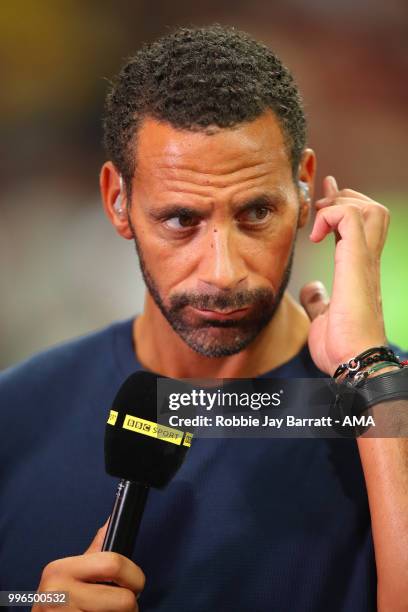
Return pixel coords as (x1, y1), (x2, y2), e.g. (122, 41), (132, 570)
(129, 221), (295, 358)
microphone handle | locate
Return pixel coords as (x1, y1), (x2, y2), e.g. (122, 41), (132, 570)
(102, 479), (149, 558)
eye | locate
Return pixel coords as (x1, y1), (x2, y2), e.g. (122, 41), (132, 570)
(164, 213), (201, 231)
(238, 206), (272, 224)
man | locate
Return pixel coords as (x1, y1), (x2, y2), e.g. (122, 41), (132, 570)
(1, 25), (407, 611)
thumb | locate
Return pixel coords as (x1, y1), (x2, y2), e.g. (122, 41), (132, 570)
(300, 281), (330, 321)
(84, 516), (110, 555)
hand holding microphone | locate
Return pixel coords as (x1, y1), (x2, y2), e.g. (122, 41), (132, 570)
(33, 518), (145, 611)
(33, 371), (193, 609)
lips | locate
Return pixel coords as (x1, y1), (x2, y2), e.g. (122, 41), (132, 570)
(191, 306), (249, 320)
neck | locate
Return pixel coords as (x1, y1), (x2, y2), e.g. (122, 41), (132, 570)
(132, 291), (310, 379)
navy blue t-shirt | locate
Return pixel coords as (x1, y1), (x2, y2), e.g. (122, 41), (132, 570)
(1, 318), (397, 611)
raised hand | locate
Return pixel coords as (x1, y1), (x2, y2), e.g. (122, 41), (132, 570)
(300, 175), (390, 375)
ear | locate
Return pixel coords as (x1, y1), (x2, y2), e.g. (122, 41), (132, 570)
(99, 161), (133, 240)
(297, 148), (316, 229)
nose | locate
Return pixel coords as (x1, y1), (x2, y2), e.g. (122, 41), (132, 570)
(197, 226), (248, 292)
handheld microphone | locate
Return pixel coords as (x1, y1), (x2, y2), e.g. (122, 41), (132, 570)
(102, 370), (193, 559)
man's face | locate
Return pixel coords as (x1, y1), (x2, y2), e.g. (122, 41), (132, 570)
(127, 111), (308, 357)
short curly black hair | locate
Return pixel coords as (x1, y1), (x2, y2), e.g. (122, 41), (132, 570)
(102, 25), (307, 190)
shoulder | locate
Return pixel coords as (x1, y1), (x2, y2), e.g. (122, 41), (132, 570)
(0, 318), (133, 414)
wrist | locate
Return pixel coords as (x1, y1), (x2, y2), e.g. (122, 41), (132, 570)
(333, 346), (401, 382)
(362, 364), (401, 379)
(332, 349), (408, 434)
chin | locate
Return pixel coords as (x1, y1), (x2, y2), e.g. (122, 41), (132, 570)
(177, 326), (260, 358)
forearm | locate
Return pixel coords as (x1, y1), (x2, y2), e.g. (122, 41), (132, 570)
(357, 400), (408, 611)
(298, 175), (407, 607)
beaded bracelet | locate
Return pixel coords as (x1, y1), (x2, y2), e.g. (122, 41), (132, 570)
(333, 346), (401, 381)
(352, 360), (402, 384)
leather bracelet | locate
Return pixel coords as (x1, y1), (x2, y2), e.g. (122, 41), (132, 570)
(336, 365), (408, 417)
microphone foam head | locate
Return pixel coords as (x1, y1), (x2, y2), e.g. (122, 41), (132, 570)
(104, 371), (193, 488)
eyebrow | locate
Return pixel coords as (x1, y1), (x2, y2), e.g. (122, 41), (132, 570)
(148, 194), (283, 221)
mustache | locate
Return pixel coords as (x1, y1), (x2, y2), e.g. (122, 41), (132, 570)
(169, 288), (274, 312)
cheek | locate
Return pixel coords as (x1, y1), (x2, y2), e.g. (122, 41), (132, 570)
(135, 227), (198, 290)
(240, 218), (298, 279)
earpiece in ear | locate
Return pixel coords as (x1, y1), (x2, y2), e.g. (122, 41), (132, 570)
(298, 180), (311, 203)
(113, 175), (126, 218)
(113, 193), (124, 216)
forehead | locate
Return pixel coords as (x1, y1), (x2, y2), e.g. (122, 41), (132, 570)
(134, 110), (291, 180)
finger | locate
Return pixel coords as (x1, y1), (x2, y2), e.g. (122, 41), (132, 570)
(338, 187), (373, 202)
(361, 203), (390, 255)
(299, 281), (330, 321)
(314, 195), (368, 210)
(322, 175), (339, 198)
(316, 188), (373, 206)
(84, 553), (146, 592)
(312, 198), (388, 255)
(71, 581), (138, 612)
(320, 177), (341, 244)
(48, 552), (145, 592)
(310, 203), (367, 252)
(85, 517), (111, 555)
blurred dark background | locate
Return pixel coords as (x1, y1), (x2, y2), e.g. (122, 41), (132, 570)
(1, 0), (407, 368)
